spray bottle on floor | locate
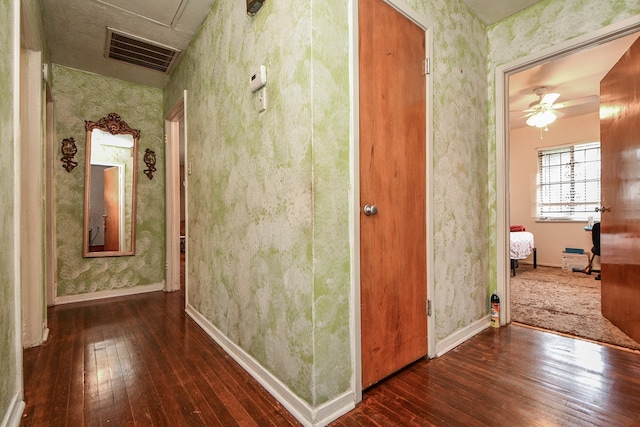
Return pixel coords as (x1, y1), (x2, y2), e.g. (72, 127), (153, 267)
(490, 293), (500, 328)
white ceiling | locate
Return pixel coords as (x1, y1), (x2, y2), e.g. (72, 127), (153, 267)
(462, 0), (543, 25)
(41, 0), (216, 88)
(508, 33), (640, 129)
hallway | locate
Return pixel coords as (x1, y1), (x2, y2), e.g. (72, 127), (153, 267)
(21, 290), (301, 426)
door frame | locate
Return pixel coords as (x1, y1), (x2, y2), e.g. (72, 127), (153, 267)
(165, 91), (187, 293)
(45, 86), (55, 307)
(495, 16), (640, 325)
(350, 0), (434, 402)
(20, 47), (48, 348)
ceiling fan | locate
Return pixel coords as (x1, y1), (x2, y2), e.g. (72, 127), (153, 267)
(520, 86), (600, 129)
(522, 87), (562, 128)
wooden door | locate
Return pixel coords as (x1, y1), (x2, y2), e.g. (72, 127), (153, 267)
(599, 36), (640, 343)
(103, 166), (120, 251)
(359, 0), (427, 388)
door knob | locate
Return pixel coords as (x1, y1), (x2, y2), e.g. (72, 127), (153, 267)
(595, 206), (610, 213)
(363, 204), (378, 216)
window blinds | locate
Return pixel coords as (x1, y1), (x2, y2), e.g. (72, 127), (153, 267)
(537, 142), (601, 219)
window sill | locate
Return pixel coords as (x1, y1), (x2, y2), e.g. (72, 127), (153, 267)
(535, 218), (599, 223)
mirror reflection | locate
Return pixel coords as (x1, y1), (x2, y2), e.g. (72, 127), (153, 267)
(83, 113), (139, 257)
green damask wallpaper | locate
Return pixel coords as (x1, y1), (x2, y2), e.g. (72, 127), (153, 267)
(165, 0), (320, 403)
(52, 65), (165, 297)
(406, 0), (491, 340)
(0, 0), (17, 418)
(309, 0), (351, 403)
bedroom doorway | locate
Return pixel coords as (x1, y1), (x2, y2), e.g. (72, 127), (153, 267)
(501, 23), (640, 349)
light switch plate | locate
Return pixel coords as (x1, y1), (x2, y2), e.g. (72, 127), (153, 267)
(256, 87), (267, 113)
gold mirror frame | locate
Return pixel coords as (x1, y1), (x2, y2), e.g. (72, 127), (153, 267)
(83, 113), (140, 257)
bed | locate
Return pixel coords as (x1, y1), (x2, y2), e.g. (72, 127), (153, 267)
(510, 231), (537, 276)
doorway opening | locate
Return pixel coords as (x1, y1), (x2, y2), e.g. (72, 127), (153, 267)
(498, 20), (640, 349)
(165, 92), (187, 296)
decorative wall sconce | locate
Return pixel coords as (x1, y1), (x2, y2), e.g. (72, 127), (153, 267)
(143, 148), (157, 180)
(60, 137), (78, 172)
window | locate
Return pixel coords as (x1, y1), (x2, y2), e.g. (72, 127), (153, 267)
(537, 141), (600, 220)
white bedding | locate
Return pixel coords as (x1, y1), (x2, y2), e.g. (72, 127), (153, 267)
(510, 231), (535, 260)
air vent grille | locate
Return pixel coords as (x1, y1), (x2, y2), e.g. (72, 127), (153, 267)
(106, 29), (180, 73)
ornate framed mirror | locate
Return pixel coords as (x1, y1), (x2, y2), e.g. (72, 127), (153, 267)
(83, 113), (140, 257)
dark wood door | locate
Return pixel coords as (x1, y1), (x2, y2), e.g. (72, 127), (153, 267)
(359, 0), (427, 388)
(103, 166), (120, 251)
(600, 36), (640, 343)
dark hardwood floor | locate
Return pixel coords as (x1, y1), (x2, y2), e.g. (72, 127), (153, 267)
(22, 283), (640, 426)
(334, 327), (640, 426)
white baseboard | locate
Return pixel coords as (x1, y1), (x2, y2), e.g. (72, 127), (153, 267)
(1, 392), (25, 427)
(310, 392), (355, 427)
(435, 315), (490, 357)
(54, 282), (164, 305)
(185, 304), (356, 427)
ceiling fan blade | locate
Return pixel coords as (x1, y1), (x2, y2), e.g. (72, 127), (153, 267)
(540, 92), (560, 106)
(509, 111), (530, 120)
(553, 95), (600, 109)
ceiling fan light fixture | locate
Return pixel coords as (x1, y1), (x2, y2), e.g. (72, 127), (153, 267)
(526, 110), (557, 128)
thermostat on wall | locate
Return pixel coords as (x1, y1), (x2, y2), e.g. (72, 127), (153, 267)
(250, 65), (267, 92)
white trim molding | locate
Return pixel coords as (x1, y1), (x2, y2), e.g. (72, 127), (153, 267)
(11, 0), (24, 421)
(164, 91), (186, 293)
(0, 392), (25, 427)
(185, 305), (356, 427)
(54, 282), (164, 305)
(435, 316), (490, 357)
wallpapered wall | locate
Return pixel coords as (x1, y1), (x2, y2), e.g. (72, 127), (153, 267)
(405, 0), (490, 339)
(165, 0), (324, 404)
(0, 0), (17, 419)
(164, 0), (491, 406)
(486, 0), (640, 290)
(52, 65), (165, 297)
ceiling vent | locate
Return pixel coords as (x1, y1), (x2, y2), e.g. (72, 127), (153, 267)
(106, 28), (180, 74)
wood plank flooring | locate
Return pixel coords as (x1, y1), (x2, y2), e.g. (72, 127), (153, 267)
(333, 326), (640, 426)
(22, 287), (640, 426)
(21, 290), (301, 427)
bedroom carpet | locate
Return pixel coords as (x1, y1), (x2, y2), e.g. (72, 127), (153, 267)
(510, 264), (640, 351)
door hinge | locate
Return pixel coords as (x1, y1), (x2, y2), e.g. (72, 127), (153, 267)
(423, 58), (430, 75)
(427, 299), (432, 316)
